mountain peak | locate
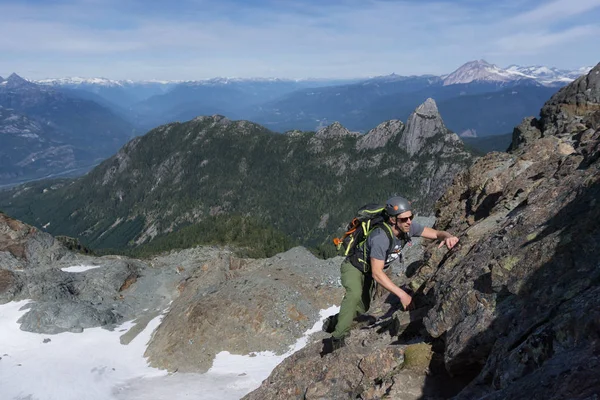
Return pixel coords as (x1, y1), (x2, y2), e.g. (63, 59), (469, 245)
(414, 97), (439, 115)
(400, 98), (449, 156)
(193, 114), (230, 124)
(4, 73), (37, 90)
(7, 73), (28, 84)
(315, 121), (359, 139)
(443, 60), (531, 86)
(469, 59), (493, 67)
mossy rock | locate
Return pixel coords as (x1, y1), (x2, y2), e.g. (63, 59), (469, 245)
(402, 342), (433, 372)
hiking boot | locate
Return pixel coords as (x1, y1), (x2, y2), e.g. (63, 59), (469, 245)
(320, 336), (346, 357)
(322, 314), (339, 334)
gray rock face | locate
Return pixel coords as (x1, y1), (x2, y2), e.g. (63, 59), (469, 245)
(1, 212), (230, 334)
(0, 269), (21, 303)
(18, 301), (120, 334)
(192, 114), (231, 127)
(315, 121), (360, 139)
(0, 213), (71, 271)
(243, 276), (459, 400)
(399, 98), (449, 156)
(145, 247), (344, 373)
(511, 62), (600, 151)
(509, 116), (543, 151)
(356, 120), (404, 151)
(415, 66), (600, 399)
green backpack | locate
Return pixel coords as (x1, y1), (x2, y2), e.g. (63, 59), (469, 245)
(333, 204), (395, 273)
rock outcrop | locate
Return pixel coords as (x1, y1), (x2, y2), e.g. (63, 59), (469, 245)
(511, 63), (600, 152)
(315, 121), (360, 139)
(356, 120), (404, 151)
(399, 98), (451, 156)
(244, 64), (600, 399)
(0, 212), (70, 270)
(145, 247), (343, 373)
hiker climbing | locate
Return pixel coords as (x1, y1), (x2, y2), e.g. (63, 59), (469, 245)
(322, 195), (459, 355)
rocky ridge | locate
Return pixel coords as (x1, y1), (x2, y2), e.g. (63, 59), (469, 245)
(315, 121), (360, 139)
(243, 63), (600, 399)
(0, 98), (473, 251)
(356, 120), (404, 151)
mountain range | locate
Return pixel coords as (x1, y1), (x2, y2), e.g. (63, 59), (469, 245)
(33, 60), (591, 136)
(0, 99), (473, 255)
(0, 74), (135, 186)
(0, 60), (593, 186)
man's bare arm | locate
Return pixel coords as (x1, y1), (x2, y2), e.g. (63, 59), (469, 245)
(370, 258), (412, 310)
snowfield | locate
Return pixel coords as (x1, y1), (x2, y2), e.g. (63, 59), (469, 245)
(0, 300), (338, 400)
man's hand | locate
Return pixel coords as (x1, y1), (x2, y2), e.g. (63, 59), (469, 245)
(438, 236), (459, 249)
(422, 227), (459, 250)
(400, 292), (413, 311)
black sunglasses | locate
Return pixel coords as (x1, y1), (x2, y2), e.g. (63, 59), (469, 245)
(397, 215), (414, 223)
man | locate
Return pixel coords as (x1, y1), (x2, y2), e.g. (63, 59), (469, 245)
(322, 195), (459, 354)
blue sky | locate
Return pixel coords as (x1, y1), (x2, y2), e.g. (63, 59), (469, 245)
(1, 0), (599, 80)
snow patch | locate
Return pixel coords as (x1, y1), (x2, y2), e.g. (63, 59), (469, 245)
(0, 300), (339, 400)
(61, 265), (104, 272)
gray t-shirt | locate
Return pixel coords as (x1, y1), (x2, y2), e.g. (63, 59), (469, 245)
(366, 222), (424, 267)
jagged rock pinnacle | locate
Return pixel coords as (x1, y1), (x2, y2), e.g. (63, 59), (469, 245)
(399, 98), (447, 156)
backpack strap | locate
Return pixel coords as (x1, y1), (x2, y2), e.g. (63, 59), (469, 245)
(378, 222), (396, 262)
(349, 221), (397, 273)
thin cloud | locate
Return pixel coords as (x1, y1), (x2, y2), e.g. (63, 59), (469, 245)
(0, 0), (598, 80)
(507, 0), (600, 25)
(494, 25), (600, 55)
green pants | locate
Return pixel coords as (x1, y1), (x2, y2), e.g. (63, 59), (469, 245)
(332, 260), (374, 339)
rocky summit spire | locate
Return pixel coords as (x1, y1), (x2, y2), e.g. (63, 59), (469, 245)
(399, 98), (447, 156)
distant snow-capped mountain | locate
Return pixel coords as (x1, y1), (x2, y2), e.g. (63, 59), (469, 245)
(442, 60), (536, 86)
(441, 60), (591, 87)
(36, 77), (177, 87)
(35, 76), (324, 88)
(26, 60), (593, 90)
(506, 64), (593, 85)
